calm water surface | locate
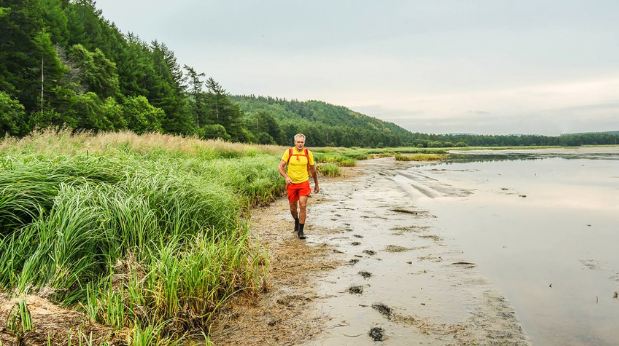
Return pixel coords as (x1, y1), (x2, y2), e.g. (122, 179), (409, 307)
(402, 148), (619, 345)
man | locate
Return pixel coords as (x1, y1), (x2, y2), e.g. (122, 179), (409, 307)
(278, 133), (320, 239)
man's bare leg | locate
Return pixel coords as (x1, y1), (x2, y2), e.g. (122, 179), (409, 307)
(298, 196), (308, 224)
(297, 196), (308, 239)
(289, 200), (299, 233)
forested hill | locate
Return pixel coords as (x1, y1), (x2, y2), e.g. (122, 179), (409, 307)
(233, 95), (415, 147)
(1, 1), (618, 148)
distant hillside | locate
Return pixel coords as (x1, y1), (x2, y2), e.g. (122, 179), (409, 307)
(1, 1), (617, 148)
(233, 95), (619, 147)
(568, 130), (619, 136)
(232, 95), (416, 147)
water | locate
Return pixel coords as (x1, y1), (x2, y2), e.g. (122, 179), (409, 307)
(305, 158), (528, 345)
(401, 148), (619, 345)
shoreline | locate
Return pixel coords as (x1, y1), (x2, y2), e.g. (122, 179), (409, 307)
(210, 158), (529, 345)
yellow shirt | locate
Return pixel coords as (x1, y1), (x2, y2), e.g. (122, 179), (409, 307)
(281, 147), (315, 184)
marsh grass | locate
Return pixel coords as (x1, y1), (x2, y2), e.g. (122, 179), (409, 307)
(6, 299), (33, 340)
(313, 146), (449, 166)
(0, 131), (284, 343)
(317, 163), (341, 177)
(394, 153), (447, 161)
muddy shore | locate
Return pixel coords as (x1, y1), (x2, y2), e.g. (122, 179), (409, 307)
(210, 158), (529, 345)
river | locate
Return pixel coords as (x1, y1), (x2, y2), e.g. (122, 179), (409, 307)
(402, 147), (619, 345)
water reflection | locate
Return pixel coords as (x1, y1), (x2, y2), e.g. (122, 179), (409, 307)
(403, 148), (619, 345)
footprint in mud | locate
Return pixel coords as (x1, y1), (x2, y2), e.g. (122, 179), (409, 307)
(385, 245), (410, 253)
(369, 327), (385, 341)
(353, 234), (363, 238)
(348, 285), (364, 295)
(451, 261), (476, 269)
(363, 250), (376, 256)
(358, 271), (372, 279)
(418, 255), (442, 262)
(419, 234), (441, 242)
(372, 303), (392, 319)
(580, 259), (600, 270)
(351, 241), (361, 246)
(276, 294), (310, 307)
(348, 259), (360, 265)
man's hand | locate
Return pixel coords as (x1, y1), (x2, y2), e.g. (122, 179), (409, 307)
(314, 183), (320, 193)
(285, 176), (293, 185)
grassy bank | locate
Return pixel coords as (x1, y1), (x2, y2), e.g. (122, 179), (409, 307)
(313, 146), (450, 169)
(0, 130), (286, 344)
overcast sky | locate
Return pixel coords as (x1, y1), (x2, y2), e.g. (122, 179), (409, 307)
(97, 0), (619, 135)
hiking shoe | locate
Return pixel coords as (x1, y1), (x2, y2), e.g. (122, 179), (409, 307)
(297, 229), (306, 240)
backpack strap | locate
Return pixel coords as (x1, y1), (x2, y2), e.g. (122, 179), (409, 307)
(286, 148), (311, 171)
(287, 147), (293, 165)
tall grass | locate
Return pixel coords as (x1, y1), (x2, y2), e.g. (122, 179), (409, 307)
(313, 146), (450, 166)
(317, 163), (341, 177)
(394, 153), (447, 161)
(0, 131), (284, 343)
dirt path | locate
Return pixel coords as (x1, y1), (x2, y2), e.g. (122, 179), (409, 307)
(210, 158), (529, 345)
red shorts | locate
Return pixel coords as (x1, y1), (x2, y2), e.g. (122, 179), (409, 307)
(287, 180), (311, 203)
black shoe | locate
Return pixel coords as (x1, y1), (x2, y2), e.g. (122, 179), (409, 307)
(297, 224), (305, 239)
(294, 218), (299, 233)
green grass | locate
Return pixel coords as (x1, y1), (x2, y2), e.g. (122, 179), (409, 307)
(0, 130), (284, 343)
(394, 153), (447, 161)
(317, 163), (341, 177)
(313, 146), (449, 165)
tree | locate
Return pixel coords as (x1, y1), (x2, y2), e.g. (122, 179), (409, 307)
(247, 111), (282, 144)
(0, 91), (28, 136)
(67, 44), (120, 98)
(199, 124), (230, 140)
(150, 41), (193, 134)
(123, 96), (164, 133)
(183, 65), (207, 127)
(204, 78), (242, 140)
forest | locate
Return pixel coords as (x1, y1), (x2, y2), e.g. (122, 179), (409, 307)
(1, 0), (618, 148)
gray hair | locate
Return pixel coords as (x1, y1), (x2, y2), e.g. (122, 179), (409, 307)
(294, 133), (306, 141)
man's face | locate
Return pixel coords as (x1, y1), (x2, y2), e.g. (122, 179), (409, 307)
(295, 138), (305, 150)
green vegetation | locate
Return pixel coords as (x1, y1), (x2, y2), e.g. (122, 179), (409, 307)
(394, 153), (447, 161)
(234, 96), (415, 146)
(317, 163), (341, 177)
(0, 130), (284, 343)
(3, 1), (617, 148)
(6, 300), (33, 342)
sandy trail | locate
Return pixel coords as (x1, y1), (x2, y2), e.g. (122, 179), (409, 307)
(210, 158), (529, 345)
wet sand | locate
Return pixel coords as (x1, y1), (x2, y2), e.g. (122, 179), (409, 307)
(211, 158), (528, 345)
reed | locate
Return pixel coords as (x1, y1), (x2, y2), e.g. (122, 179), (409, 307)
(0, 131), (283, 342)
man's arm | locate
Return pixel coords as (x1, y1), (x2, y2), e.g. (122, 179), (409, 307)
(310, 164), (319, 193)
(279, 160), (293, 185)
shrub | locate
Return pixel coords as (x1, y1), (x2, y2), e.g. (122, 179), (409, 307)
(317, 163), (340, 177)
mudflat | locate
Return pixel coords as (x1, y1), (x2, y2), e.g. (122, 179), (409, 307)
(210, 158), (528, 345)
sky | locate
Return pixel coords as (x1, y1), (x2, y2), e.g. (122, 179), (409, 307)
(96, 0), (619, 135)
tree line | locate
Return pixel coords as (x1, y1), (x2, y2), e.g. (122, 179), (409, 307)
(1, 0), (246, 141)
(1, 0), (617, 147)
